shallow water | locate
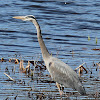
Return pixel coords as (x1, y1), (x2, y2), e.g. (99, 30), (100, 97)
(0, 0), (100, 99)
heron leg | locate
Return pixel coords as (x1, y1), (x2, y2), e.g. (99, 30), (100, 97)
(56, 82), (63, 96)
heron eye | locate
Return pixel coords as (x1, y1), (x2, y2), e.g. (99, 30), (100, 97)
(25, 16), (29, 19)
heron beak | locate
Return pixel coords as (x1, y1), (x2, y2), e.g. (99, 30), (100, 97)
(13, 16), (26, 20)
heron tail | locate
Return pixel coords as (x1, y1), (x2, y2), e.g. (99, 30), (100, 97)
(77, 83), (86, 95)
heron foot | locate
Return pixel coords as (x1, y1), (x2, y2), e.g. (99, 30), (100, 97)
(56, 82), (64, 96)
(59, 90), (63, 96)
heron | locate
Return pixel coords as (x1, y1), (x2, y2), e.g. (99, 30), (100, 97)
(13, 15), (86, 95)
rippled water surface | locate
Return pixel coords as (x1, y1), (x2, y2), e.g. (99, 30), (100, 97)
(0, 0), (100, 99)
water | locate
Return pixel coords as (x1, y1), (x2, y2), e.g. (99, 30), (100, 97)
(0, 0), (100, 99)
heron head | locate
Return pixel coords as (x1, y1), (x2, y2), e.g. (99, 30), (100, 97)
(13, 15), (36, 21)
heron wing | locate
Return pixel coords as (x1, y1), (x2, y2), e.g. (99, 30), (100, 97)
(48, 57), (82, 90)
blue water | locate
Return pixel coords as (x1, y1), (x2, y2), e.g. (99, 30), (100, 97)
(0, 0), (100, 99)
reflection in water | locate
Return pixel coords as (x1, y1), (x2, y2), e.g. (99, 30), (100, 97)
(0, 0), (100, 99)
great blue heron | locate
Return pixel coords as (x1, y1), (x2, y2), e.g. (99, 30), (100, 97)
(13, 15), (86, 95)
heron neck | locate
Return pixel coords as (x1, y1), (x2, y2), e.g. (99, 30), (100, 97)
(32, 19), (50, 59)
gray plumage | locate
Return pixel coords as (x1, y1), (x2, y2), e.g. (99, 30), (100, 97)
(13, 15), (86, 95)
(46, 56), (86, 95)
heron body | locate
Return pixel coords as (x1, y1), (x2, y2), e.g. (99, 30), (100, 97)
(13, 15), (86, 95)
(45, 56), (85, 95)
